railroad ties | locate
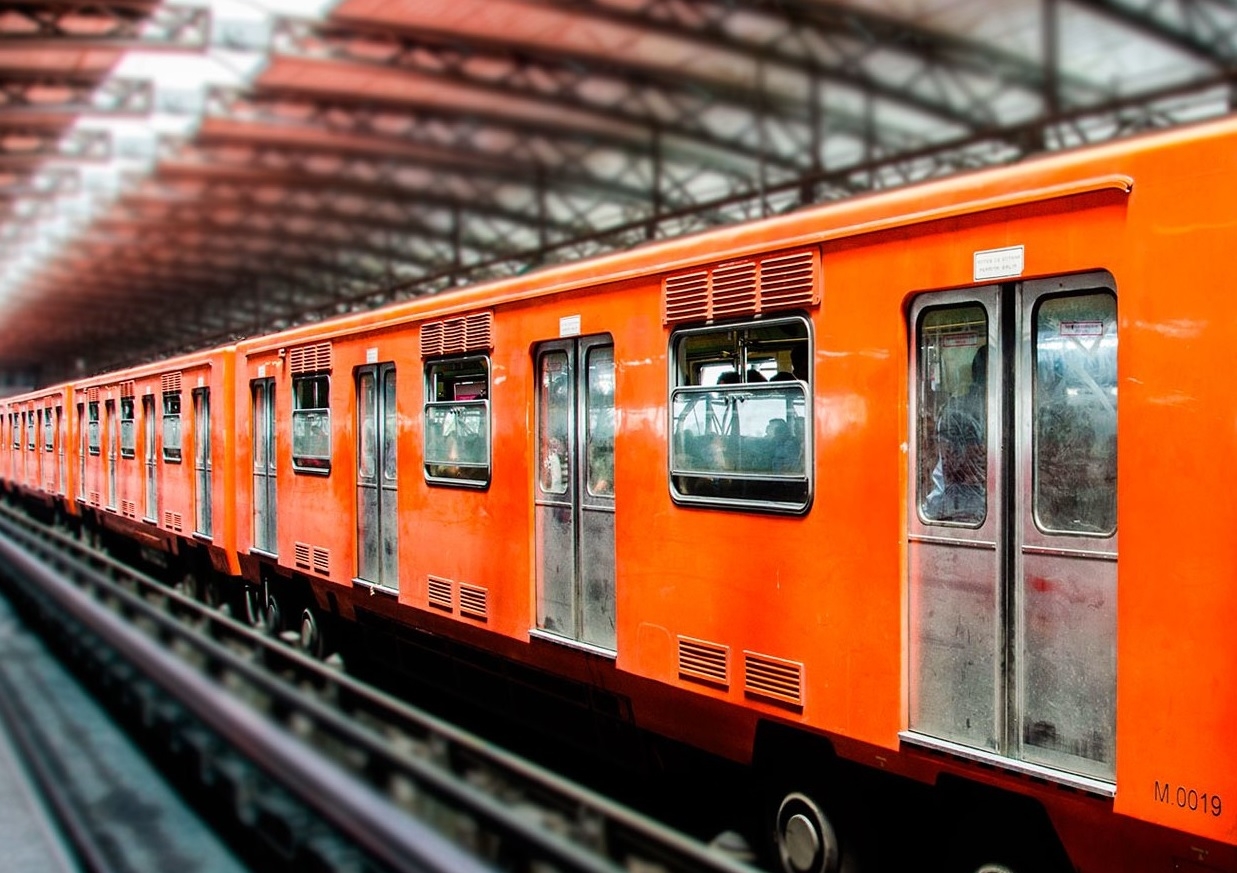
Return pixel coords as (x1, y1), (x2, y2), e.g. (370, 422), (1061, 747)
(0, 502), (757, 873)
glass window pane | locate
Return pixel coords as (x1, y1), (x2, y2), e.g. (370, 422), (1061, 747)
(585, 346), (615, 496)
(917, 306), (988, 525)
(357, 372), (377, 480)
(292, 410), (331, 466)
(538, 351), (571, 495)
(424, 403), (489, 481)
(669, 317), (811, 510)
(423, 357), (489, 485)
(1033, 293), (1118, 535)
(382, 369), (397, 483)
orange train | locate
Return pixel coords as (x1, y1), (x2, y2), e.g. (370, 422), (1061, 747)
(3, 114), (1237, 873)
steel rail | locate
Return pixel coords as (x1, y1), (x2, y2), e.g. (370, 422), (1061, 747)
(0, 504), (758, 873)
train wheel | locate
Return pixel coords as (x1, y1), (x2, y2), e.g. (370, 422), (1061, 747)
(264, 590), (284, 636)
(775, 791), (840, 873)
(299, 607), (324, 659)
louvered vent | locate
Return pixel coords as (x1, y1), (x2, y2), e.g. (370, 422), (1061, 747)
(427, 575), (453, 611)
(678, 636), (730, 687)
(89, 490), (100, 506)
(163, 511), (183, 532)
(744, 651), (804, 707)
(87, 387), (100, 402)
(458, 583), (488, 621)
(662, 248), (820, 325)
(420, 312), (494, 357)
(121, 499), (136, 518)
(312, 546), (330, 576)
(161, 372), (182, 394)
(120, 381), (135, 398)
(294, 542), (311, 570)
(289, 342), (333, 375)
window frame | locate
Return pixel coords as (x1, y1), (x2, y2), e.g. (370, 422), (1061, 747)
(667, 314), (813, 514)
(43, 406), (54, 452)
(423, 354), (492, 488)
(162, 391), (182, 463)
(291, 372), (332, 474)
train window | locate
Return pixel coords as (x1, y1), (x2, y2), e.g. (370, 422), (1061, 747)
(88, 401), (100, 455)
(162, 391), (181, 462)
(120, 397), (135, 459)
(9, 413), (16, 449)
(1033, 293), (1117, 536)
(26, 410), (35, 450)
(292, 373), (331, 473)
(43, 407), (53, 452)
(668, 316), (811, 513)
(423, 356), (490, 487)
(915, 305), (989, 526)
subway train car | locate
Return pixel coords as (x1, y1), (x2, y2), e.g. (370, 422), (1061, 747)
(0, 384), (74, 508)
(71, 347), (238, 583)
(4, 115), (1237, 873)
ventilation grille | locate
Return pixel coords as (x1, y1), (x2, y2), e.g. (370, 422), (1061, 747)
(89, 490), (100, 506)
(458, 583), (488, 621)
(678, 636), (729, 687)
(163, 510), (183, 532)
(421, 312), (493, 357)
(161, 372), (182, 394)
(120, 381), (135, 398)
(312, 546), (330, 576)
(294, 542), (311, 570)
(121, 499), (137, 518)
(662, 248), (820, 324)
(744, 651), (804, 707)
(289, 342), (333, 375)
(427, 575), (453, 611)
(87, 387), (100, 402)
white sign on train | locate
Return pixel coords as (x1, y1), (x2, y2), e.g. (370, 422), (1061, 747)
(973, 245), (1025, 281)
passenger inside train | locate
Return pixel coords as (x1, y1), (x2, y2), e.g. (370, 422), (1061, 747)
(923, 344), (987, 523)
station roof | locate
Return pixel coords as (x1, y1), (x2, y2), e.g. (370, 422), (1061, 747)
(2, 0), (1235, 385)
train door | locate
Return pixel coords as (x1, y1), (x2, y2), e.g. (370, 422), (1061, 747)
(193, 388), (211, 537)
(907, 273), (1117, 785)
(34, 409), (44, 489)
(252, 378), (277, 554)
(105, 399), (117, 510)
(143, 395), (157, 520)
(77, 403), (86, 500)
(56, 405), (65, 495)
(43, 406), (53, 492)
(533, 335), (616, 651)
(355, 364), (398, 589)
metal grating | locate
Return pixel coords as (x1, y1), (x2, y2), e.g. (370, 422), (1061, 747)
(289, 342), (333, 375)
(662, 249), (820, 325)
(312, 546), (330, 576)
(458, 583), (488, 621)
(678, 636), (730, 687)
(163, 510), (183, 532)
(87, 387), (100, 402)
(427, 575), (453, 611)
(121, 499), (136, 518)
(744, 651), (804, 707)
(420, 312), (493, 358)
(161, 372), (182, 394)
(294, 542), (311, 570)
(120, 380), (135, 398)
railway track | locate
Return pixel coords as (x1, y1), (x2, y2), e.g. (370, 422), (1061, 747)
(0, 502), (760, 873)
